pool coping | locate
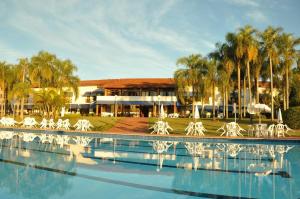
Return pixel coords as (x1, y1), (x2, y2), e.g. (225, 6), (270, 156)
(1, 126), (300, 144)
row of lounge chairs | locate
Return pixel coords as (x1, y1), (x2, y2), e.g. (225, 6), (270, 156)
(150, 120), (293, 137)
(0, 117), (93, 131)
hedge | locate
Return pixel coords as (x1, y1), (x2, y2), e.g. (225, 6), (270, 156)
(282, 106), (300, 129)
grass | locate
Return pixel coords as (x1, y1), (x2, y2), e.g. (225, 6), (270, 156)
(148, 117), (300, 136)
(9, 114), (300, 136)
(61, 114), (118, 131)
(16, 114), (119, 132)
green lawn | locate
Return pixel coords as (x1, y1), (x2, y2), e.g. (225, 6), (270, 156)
(148, 117), (300, 136)
(27, 114), (118, 132)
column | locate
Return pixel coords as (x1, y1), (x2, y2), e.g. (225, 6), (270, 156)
(96, 104), (99, 116)
(153, 104), (156, 117)
(173, 102), (177, 113)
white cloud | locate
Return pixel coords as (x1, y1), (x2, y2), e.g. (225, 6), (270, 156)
(246, 10), (268, 23)
(0, 0), (215, 78)
(226, 0), (259, 7)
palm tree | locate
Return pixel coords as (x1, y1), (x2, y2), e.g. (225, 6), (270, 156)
(278, 33), (300, 110)
(52, 59), (80, 98)
(225, 32), (243, 119)
(205, 59), (218, 119)
(175, 54), (206, 118)
(30, 51), (55, 88)
(252, 47), (265, 104)
(210, 42), (234, 119)
(260, 26), (283, 120)
(0, 62), (9, 116)
(237, 25), (258, 112)
(15, 58), (30, 119)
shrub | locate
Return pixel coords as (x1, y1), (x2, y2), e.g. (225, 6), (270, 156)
(282, 106), (300, 129)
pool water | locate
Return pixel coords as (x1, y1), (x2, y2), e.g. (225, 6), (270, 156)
(0, 131), (299, 199)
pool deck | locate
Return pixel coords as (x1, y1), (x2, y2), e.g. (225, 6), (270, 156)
(1, 126), (300, 144)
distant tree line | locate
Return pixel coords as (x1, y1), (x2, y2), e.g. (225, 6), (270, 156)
(0, 51), (80, 119)
(174, 25), (300, 120)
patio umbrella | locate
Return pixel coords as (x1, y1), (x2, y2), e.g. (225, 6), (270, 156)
(277, 108), (283, 124)
(254, 104), (271, 113)
(160, 104), (165, 119)
(194, 105), (200, 119)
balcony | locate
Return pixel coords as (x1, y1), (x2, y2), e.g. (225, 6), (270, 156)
(96, 95), (177, 105)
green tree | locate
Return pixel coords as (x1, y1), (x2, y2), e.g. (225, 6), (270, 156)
(259, 26), (283, 120)
(225, 32), (243, 119)
(278, 33), (300, 110)
(0, 62), (10, 116)
(30, 51), (55, 88)
(237, 25), (258, 111)
(175, 54), (207, 117)
(205, 59), (218, 119)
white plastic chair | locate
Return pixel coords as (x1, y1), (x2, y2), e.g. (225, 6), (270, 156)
(62, 119), (71, 130)
(40, 118), (48, 129)
(22, 117), (38, 128)
(56, 119), (63, 129)
(48, 119), (56, 129)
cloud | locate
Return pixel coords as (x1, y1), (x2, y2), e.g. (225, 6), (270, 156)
(225, 0), (259, 7)
(246, 10), (268, 23)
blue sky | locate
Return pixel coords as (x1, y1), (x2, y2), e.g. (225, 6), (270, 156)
(1, 0), (300, 80)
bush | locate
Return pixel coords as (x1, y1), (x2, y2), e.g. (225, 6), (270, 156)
(282, 106), (300, 129)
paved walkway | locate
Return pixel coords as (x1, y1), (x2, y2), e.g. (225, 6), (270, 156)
(107, 117), (149, 133)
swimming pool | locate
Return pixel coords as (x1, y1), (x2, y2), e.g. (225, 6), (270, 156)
(0, 130), (299, 199)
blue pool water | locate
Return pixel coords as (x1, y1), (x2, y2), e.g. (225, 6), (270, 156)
(0, 131), (299, 199)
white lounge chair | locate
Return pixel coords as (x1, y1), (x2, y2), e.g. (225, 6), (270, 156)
(48, 119), (56, 129)
(56, 119), (63, 129)
(74, 119), (93, 131)
(62, 119), (71, 130)
(149, 121), (173, 135)
(40, 118), (48, 129)
(218, 122), (245, 137)
(22, 117), (38, 128)
(185, 122), (206, 136)
(0, 117), (18, 127)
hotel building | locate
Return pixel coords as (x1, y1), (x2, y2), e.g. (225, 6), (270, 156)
(0, 78), (272, 117)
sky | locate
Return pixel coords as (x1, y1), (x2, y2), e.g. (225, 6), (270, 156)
(0, 0), (300, 80)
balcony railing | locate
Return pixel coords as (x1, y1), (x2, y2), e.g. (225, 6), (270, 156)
(96, 95), (177, 102)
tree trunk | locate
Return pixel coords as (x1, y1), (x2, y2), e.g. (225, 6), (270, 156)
(192, 86), (195, 118)
(223, 88), (226, 119)
(283, 86), (286, 110)
(212, 83), (215, 120)
(243, 78), (246, 117)
(270, 58), (274, 121)
(255, 75), (259, 104)
(238, 63), (242, 119)
(247, 61), (252, 107)
(20, 97), (25, 119)
(225, 86), (228, 119)
(286, 67), (289, 109)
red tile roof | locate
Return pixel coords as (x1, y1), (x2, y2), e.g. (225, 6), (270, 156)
(80, 78), (175, 89)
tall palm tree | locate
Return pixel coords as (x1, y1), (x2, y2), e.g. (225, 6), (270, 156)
(0, 62), (9, 116)
(260, 26), (283, 120)
(205, 59), (218, 119)
(15, 58), (30, 119)
(252, 47), (265, 104)
(237, 25), (258, 111)
(52, 59), (80, 98)
(278, 33), (300, 110)
(209, 42), (234, 119)
(175, 54), (206, 117)
(225, 32), (243, 119)
(30, 51), (55, 88)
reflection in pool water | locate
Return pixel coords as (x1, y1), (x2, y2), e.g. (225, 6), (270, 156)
(0, 131), (299, 199)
